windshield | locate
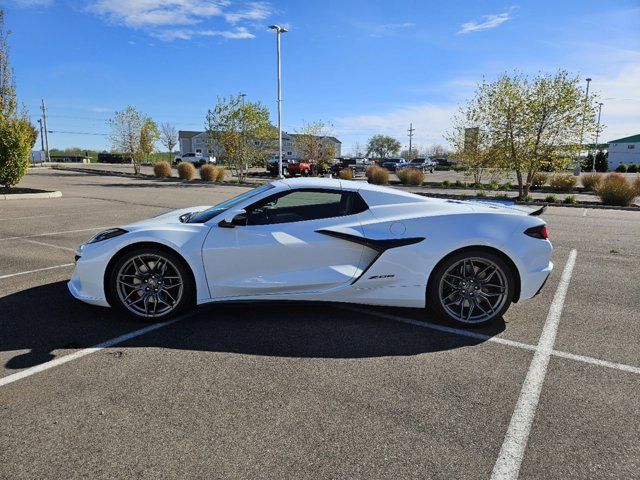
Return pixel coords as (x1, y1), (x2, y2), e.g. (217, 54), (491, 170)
(189, 183), (275, 223)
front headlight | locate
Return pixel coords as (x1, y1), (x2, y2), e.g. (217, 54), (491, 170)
(87, 228), (128, 244)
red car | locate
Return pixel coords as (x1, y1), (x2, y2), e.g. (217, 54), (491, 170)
(285, 159), (313, 176)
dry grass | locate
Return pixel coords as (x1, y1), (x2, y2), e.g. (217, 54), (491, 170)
(596, 173), (639, 206)
(397, 167), (424, 186)
(581, 172), (603, 191)
(549, 174), (577, 192)
(199, 164), (218, 181)
(153, 161), (172, 178)
(531, 172), (548, 189)
(177, 162), (196, 180)
(338, 168), (353, 180)
(215, 167), (225, 182)
(365, 165), (389, 185)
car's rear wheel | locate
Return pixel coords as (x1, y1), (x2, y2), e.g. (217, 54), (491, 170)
(428, 250), (514, 327)
(109, 248), (194, 321)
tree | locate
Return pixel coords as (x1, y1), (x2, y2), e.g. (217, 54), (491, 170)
(160, 122), (178, 162)
(349, 141), (365, 157)
(426, 144), (449, 157)
(447, 123), (504, 184)
(205, 93), (275, 182)
(366, 134), (401, 160)
(400, 148), (417, 160)
(108, 106), (155, 175)
(450, 70), (599, 196)
(139, 117), (159, 163)
(293, 120), (336, 174)
(0, 10), (32, 188)
(595, 150), (608, 172)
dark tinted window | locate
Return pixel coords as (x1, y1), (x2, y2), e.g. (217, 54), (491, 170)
(246, 189), (368, 225)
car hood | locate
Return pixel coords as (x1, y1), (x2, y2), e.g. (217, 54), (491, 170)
(127, 206), (213, 227)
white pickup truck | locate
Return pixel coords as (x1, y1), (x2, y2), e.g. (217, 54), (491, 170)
(174, 152), (216, 165)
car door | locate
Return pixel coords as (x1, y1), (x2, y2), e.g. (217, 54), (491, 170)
(201, 188), (369, 299)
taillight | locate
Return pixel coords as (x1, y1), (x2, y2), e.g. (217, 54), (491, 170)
(524, 225), (548, 240)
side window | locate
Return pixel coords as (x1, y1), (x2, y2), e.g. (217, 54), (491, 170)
(246, 190), (368, 225)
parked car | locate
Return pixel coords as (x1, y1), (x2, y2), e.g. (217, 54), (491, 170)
(397, 157), (436, 173)
(267, 157), (290, 176)
(381, 157), (408, 171)
(69, 178), (553, 327)
(330, 157), (373, 177)
(174, 152), (216, 166)
(285, 159), (313, 176)
(432, 157), (456, 167)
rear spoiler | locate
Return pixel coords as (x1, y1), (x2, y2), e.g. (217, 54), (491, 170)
(529, 205), (547, 216)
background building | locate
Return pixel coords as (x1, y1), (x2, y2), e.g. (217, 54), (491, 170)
(607, 134), (640, 170)
(178, 130), (341, 159)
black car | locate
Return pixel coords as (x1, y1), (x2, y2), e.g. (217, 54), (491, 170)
(330, 157), (372, 176)
(380, 157), (408, 171)
(397, 157), (436, 173)
(267, 157), (290, 176)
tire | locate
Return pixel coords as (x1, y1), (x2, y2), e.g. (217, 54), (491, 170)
(108, 247), (194, 321)
(427, 249), (514, 327)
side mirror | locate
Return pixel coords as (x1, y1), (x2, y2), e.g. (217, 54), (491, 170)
(218, 209), (247, 228)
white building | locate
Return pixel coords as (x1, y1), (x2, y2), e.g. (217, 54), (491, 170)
(607, 134), (640, 170)
(178, 130), (341, 159)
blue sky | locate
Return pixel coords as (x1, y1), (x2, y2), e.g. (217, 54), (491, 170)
(3, 0), (640, 152)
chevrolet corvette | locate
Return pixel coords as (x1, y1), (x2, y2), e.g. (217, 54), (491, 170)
(69, 178), (553, 326)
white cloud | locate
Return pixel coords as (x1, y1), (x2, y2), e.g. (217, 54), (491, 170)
(458, 12), (512, 34)
(593, 61), (640, 141)
(224, 2), (271, 24)
(86, 0), (271, 40)
(89, 107), (111, 113)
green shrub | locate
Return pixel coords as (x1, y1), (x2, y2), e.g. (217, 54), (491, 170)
(563, 195), (576, 204)
(153, 161), (172, 178)
(521, 195), (533, 203)
(495, 193), (509, 199)
(398, 167), (424, 186)
(581, 172), (602, 191)
(627, 164), (639, 173)
(596, 173), (638, 206)
(454, 180), (465, 188)
(199, 164), (218, 181)
(366, 165), (389, 185)
(549, 174), (578, 192)
(544, 194), (558, 203)
(475, 191), (486, 197)
(470, 182), (484, 190)
(442, 179), (451, 187)
(338, 168), (353, 180)
(500, 182), (512, 190)
(177, 162), (196, 180)
(0, 116), (33, 188)
(489, 181), (499, 190)
(615, 163), (628, 173)
(531, 172), (548, 189)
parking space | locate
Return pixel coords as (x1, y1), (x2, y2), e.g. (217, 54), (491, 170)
(0, 168), (638, 479)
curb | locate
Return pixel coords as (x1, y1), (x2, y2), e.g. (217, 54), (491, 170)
(1, 191), (62, 200)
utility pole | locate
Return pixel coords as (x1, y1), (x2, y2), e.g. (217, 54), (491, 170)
(407, 123), (415, 158)
(576, 77), (591, 175)
(239, 92), (247, 176)
(592, 102), (603, 172)
(41, 99), (50, 162)
(37, 118), (45, 152)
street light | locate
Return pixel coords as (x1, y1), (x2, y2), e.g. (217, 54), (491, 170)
(269, 24), (287, 179)
(592, 102), (603, 172)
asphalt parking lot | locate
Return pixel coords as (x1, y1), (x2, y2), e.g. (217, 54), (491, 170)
(1, 168), (638, 479)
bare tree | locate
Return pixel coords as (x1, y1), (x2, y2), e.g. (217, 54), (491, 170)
(108, 106), (156, 175)
(160, 122), (178, 163)
(293, 120), (337, 174)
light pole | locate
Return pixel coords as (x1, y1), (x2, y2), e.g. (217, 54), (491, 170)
(269, 24), (287, 179)
(576, 77), (591, 175)
(592, 102), (603, 172)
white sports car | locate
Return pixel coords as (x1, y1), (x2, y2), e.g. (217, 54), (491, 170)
(69, 178), (553, 327)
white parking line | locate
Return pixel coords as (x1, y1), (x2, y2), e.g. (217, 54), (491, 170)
(0, 226), (109, 242)
(0, 310), (199, 388)
(24, 239), (75, 252)
(0, 263), (74, 280)
(491, 248), (577, 480)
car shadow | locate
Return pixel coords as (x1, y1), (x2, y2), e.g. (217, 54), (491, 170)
(1, 281), (506, 370)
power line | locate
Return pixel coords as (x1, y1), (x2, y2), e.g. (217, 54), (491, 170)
(48, 130), (109, 136)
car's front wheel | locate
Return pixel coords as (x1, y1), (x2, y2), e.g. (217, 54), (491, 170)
(108, 247), (194, 321)
(428, 250), (514, 327)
